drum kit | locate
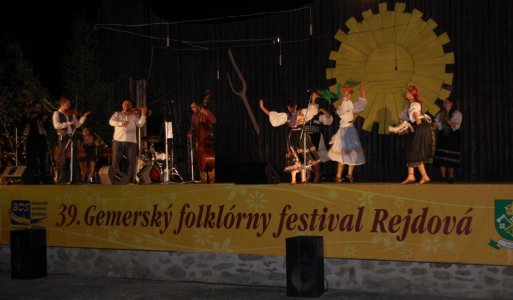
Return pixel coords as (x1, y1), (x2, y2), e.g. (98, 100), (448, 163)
(137, 134), (184, 184)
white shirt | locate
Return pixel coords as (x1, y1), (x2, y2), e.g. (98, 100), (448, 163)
(52, 109), (86, 134)
(109, 111), (146, 143)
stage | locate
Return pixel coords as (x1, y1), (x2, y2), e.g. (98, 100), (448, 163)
(1, 182), (513, 299)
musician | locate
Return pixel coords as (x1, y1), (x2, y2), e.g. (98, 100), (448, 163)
(187, 101), (217, 183)
(109, 100), (147, 183)
(79, 126), (103, 183)
(52, 97), (91, 184)
(22, 100), (51, 184)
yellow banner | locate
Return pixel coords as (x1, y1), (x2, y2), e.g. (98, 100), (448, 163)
(1, 184), (512, 265)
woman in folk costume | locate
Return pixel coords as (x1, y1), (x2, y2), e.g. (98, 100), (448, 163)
(328, 83), (367, 183)
(304, 91), (333, 183)
(259, 95), (321, 184)
(432, 98), (462, 183)
(398, 85), (436, 184)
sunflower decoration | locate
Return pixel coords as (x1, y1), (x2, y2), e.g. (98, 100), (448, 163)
(325, 2), (454, 134)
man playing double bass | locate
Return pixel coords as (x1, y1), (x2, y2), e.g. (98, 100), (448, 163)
(187, 101), (217, 184)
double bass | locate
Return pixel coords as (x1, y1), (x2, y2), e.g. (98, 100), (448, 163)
(197, 91), (215, 172)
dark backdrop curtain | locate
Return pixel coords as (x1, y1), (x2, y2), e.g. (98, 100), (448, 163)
(99, 0), (513, 182)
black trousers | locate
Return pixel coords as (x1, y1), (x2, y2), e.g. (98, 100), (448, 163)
(58, 135), (80, 183)
(25, 135), (47, 182)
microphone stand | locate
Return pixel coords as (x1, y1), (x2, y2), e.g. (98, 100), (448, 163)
(136, 127), (143, 184)
(162, 100), (184, 184)
(299, 92), (315, 182)
(63, 124), (79, 184)
(299, 118), (307, 180)
(163, 121), (170, 183)
(188, 137), (195, 182)
(15, 128), (19, 167)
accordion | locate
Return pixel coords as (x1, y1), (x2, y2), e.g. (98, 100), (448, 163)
(388, 122), (414, 135)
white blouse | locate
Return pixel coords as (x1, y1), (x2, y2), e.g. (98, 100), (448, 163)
(336, 97), (367, 127)
(399, 102), (421, 123)
(268, 104), (319, 128)
(435, 110), (463, 131)
(318, 113), (333, 126)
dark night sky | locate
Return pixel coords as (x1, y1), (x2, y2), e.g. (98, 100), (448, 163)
(143, 0), (312, 21)
(0, 1), (309, 97)
(0, 1), (101, 96)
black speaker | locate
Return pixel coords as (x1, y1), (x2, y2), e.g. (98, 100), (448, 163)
(11, 228), (47, 279)
(234, 162), (280, 184)
(286, 236), (324, 297)
(98, 166), (130, 185)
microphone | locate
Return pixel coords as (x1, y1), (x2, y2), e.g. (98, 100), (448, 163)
(306, 89), (316, 93)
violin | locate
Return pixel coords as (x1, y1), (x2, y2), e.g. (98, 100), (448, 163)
(65, 108), (81, 116)
(126, 108), (141, 115)
(126, 107), (151, 116)
(65, 109), (92, 118)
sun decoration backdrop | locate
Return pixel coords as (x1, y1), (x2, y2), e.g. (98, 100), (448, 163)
(326, 2), (454, 134)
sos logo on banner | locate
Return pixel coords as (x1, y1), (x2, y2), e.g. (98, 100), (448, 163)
(9, 200), (47, 228)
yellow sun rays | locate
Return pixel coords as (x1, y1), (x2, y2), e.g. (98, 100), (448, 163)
(326, 2), (454, 134)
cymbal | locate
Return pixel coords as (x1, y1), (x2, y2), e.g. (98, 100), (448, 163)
(141, 136), (162, 143)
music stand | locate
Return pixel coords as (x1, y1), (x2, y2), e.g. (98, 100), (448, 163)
(162, 121), (184, 184)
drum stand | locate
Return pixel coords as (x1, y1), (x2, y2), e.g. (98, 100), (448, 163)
(162, 121), (184, 183)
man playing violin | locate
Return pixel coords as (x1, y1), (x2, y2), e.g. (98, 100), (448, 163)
(109, 99), (148, 183)
(52, 96), (91, 184)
